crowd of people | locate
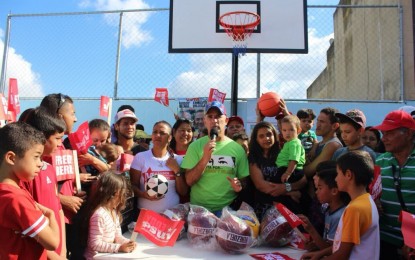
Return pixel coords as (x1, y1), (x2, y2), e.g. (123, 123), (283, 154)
(0, 92), (414, 259)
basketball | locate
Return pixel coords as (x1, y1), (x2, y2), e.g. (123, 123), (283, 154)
(257, 92), (281, 117)
(146, 174), (169, 197)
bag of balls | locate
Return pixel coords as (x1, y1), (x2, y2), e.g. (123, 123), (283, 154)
(161, 203), (190, 240)
(187, 205), (218, 248)
(215, 205), (258, 254)
(259, 206), (294, 247)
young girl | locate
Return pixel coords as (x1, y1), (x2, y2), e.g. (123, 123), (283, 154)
(83, 171), (136, 259)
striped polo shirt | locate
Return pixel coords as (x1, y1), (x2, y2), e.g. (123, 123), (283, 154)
(376, 148), (415, 246)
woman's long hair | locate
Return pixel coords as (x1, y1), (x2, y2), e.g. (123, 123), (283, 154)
(169, 118), (194, 153)
(80, 171), (128, 246)
(248, 121), (280, 167)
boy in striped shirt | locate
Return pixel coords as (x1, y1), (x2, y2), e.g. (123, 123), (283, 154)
(0, 122), (60, 259)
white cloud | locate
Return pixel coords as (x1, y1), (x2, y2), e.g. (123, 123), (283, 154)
(79, 0), (153, 49)
(169, 28), (334, 99)
(0, 29), (44, 97)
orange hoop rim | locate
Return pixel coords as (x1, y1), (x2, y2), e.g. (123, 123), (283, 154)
(218, 11), (261, 29)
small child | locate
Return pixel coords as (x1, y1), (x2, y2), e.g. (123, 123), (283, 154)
(297, 108), (318, 154)
(299, 161), (350, 259)
(0, 122), (60, 259)
(328, 150), (379, 259)
(82, 143), (120, 176)
(82, 171), (136, 259)
(276, 115), (306, 184)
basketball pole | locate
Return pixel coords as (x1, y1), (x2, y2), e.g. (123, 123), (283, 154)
(231, 54), (239, 116)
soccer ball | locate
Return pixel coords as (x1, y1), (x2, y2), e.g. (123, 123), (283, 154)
(146, 174), (169, 197)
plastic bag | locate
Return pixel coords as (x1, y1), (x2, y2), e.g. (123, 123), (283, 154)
(259, 206), (294, 247)
(161, 203), (190, 240)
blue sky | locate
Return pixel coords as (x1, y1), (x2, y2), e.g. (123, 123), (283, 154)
(0, 0), (340, 128)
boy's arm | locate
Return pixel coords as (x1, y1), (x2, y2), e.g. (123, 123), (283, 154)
(59, 209), (66, 258)
(324, 242), (354, 260)
(281, 160), (298, 182)
(35, 203), (60, 251)
(298, 214), (330, 250)
(304, 142), (341, 178)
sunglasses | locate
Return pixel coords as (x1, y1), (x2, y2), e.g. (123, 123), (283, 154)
(57, 93), (66, 113)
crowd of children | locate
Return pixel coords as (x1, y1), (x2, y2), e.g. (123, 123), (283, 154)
(1, 92), (415, 259)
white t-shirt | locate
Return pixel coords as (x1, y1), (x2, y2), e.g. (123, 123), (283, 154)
(332, 193), (379, 259)
(131, 150), (182, 213)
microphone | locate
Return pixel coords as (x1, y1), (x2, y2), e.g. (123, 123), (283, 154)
(210, 127), (218, 141)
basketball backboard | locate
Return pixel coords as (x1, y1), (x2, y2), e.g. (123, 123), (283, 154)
(169, 0), (308, 54)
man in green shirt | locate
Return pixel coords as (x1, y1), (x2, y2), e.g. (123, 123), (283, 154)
(373, 110), (415, 259)
(181, 101), (249, 215)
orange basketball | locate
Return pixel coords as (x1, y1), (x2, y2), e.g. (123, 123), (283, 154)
(257, 92), (281, 117)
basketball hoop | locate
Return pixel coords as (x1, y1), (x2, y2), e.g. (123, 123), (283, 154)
(219, 11), (261, 57)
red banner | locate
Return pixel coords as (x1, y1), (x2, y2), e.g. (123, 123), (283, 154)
(7, 78), (20, 115)
(276, 203), (304, 228)
(52, 150), (77, 182)
(399, 210), (415, 250)
(0, 94), (6, 120)
(208, 88), (226, 103)
(369, 165), (382, 201)
(154, 88), (169, 106)
(7, 111), (16, 123)
(120, 153), (134, 172)
(68, 121), (92, 154)
(134, 209), (184, 247)
(100, 96), (110, 117)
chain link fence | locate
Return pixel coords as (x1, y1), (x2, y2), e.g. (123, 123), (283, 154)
(0, 4), (402, 101)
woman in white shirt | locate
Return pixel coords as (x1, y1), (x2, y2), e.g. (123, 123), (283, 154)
(130, 120), (188, 212)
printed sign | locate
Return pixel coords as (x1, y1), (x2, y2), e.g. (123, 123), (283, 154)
(7, 78), (20, 115)
(68, 121), (92, 154)
(250, 252), (295, 260)
(52, 150), (76, 182)
(369, 165), (382, 201)
(134, 209), (184, 247)
(208, 88), (226, 103)
(119, 153), (134, 172)
(100, 96), (110, 117)
(276, 203), (304, 228)
(399, 210), (415, 250)
(154, 88), (169, 106)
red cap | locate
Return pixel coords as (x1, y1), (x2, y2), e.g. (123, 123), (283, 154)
(227, 116), (244, 126)
(372, 110), (415, 131)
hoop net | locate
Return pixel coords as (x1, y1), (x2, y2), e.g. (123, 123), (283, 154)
(219, 11), (260, 57)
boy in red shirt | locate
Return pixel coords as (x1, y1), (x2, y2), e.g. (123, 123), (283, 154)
(23, 107), (68, 259)
(0, 122), (59, 259)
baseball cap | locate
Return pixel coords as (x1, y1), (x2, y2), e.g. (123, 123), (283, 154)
(372, 110), (415, 131)
(115, 109), (138, 123)
(205, 101), (226, 115)
(227, 116), (244, 126)
(399, 105), (415, 119)
(335, 109), (366, 129)
(134, 129), (151, 140)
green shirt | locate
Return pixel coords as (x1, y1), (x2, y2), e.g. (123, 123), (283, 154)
(376, 148), (415, 246)
(276, 138), (306, 169)
(181, 136), (249, 212)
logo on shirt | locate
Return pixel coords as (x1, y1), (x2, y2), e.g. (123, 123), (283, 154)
(46, 176), (52, 184)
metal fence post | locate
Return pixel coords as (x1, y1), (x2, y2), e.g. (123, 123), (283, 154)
(113, 12), (124, 99)
(0, 15), (12, 94)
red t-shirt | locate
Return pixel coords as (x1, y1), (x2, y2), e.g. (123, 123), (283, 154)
(23, 162), (64, 254)
(0, 183), (48, 259)
(45, 146), (76, 224)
